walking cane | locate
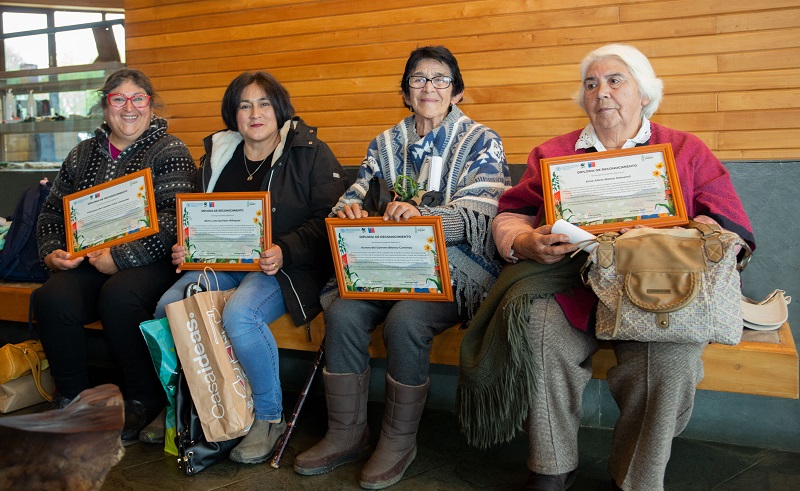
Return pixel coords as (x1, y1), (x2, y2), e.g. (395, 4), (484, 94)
(271, 337), (325, 468)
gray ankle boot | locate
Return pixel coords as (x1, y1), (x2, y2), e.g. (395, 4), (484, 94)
(359, 373), (429, 490)
(294, 367), (371, 475)
(229, 417), (287, 464)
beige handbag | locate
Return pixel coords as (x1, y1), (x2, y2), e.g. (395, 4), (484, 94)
(583, 222), (750, 345)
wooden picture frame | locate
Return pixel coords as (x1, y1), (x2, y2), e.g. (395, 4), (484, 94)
(63, 168), (159, 257)
(540, 143), (688, 234)
(176, 192), (271, 271)
(325, 216), (453, 301)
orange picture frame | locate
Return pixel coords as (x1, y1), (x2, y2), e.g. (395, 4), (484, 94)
(325, 216), (453, 302)
(63, 168), (159, 257)
(176, 192), (271, 271)
(540, 143), (688, 234)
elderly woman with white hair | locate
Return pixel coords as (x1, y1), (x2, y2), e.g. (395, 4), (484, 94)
(458, 44), (755, 491)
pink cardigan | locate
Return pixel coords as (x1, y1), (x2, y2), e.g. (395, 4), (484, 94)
(494, 122), (755, 330)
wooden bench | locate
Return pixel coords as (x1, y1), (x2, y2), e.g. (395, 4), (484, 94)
(0, 280), (103, 330)
(2, 279), (797, 399)
(268, 312), (799, 399)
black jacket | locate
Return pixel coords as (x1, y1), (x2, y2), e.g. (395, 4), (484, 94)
(199, 117), (348, 326)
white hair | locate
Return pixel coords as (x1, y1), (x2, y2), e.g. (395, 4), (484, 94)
(575, 43), (663, 118)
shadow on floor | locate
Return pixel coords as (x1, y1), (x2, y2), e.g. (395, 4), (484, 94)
(3, 389), (799, 490)
(101, 391), (800, 490)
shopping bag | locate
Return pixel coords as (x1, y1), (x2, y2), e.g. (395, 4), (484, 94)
(139, 317), (180, 455)
(0, 368), (56, 413)
(165, 271), (254, 442)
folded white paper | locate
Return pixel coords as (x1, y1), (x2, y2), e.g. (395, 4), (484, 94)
(551, 219), (598, 253)
(428, 156), (443, 192)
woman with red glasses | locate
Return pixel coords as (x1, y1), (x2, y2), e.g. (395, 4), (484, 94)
(34, 68), (196, 445)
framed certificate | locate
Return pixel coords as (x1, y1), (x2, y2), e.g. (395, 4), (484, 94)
(325, 216), (453, 301)
(540, 143), (688, 234)
(176, 192), (271, 271)
(63, 168), (159, 257)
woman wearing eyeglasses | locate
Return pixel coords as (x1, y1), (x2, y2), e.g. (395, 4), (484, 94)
(35, 68), (196, 444)
(294, 46), (510, 489)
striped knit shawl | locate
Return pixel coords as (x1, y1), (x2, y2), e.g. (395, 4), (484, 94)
(333, 105), (510, 318)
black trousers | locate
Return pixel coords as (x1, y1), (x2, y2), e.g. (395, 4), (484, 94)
(36, 257), (178, 405)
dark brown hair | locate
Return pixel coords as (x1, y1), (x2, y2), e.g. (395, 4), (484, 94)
(220, 71), (295, 131)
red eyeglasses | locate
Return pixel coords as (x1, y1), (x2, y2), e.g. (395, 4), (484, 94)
(107, 93), (151, 108)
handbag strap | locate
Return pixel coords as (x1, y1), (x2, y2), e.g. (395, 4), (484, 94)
(733, 238), (753, 272)
(9, 343), (53, 402)
(363, 177), (393, 216)
(686, 219), (721, 235)
(687, 219), (752, 271)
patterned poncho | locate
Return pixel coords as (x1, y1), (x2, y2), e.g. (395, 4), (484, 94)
(331, 106), (511, 319)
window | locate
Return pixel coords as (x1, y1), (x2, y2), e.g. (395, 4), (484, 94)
(1, 6), (125, 72)
(0, 7), (125, 163)
(55, 11), (104, 67)
(3, 11), (49, 71)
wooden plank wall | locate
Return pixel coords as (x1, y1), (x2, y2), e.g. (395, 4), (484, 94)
(124, 0), (800, 166)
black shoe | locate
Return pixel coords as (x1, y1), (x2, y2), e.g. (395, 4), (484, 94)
(121, 400), (161, 446)
(37, 394), (73, 412)
(524, 470), (577, 491)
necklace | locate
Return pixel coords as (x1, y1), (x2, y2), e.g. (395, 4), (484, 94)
(243, 150), (269, 181)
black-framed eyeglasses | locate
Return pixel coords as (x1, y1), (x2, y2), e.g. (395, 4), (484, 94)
(107, 93), (151, 108)
(407, 76), (453, 89)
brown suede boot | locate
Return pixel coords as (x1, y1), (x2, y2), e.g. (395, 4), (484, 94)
(359, 373), (429, 490)
(294, 367), (372, 475)
(229, 417), (287, 464)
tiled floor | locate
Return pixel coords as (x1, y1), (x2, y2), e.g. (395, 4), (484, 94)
(40, 390), (798, 491)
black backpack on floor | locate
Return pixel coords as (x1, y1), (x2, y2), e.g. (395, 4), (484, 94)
(0, 179), (51, 282)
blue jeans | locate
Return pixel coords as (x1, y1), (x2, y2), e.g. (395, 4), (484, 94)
(155, 270), (287, 421)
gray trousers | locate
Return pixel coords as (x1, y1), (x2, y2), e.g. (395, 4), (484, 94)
(525, 297), (705, 491)
(324, 298), (461, 386)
